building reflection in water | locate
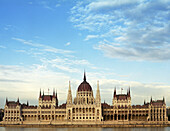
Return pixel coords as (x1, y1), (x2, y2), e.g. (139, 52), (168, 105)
(1, 127), (170, 131)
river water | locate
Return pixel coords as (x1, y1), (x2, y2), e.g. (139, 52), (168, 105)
(0, 127), (170, 131)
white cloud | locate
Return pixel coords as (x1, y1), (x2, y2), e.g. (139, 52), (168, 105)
(0, 64), (169, 107)
(12, 37), (98, 75)
(15, 50), (26, 53)
(40, 56), (96, 73)
(28, 2), (33, 5)
(84, 35), (99, 41)
(12, 37), (73, 54)
(55, 4), (60, 7)
(65, 42), (71, 46)
(96, 42), (170, 61)
(87, 0), (140, 12)
(0, 64), (70, 107)
(40, 1), (54, 10)
(70, 0), (170, 61)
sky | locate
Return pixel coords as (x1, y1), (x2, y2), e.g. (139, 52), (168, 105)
(0, 0), (170, 108)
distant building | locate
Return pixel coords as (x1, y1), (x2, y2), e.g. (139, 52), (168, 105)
(2, 72), (168, 125)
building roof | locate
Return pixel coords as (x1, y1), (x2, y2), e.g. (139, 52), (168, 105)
(78, 81), (92, 92)
(58, 103), (66, 109)
(102, 102), (112, 109)
(21, 104), (37, 109)
(116, 94), (128, 100)
(151, 100), (164, 106)
(42, 95), (53, 101)
(77, 72), (92, 92)
(132, 104), (149, 109)
(6, 101), (20, 107)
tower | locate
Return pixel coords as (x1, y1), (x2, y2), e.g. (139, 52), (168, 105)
(67, 81), (72, 105)
(95, 81), (102, 121)
(66, 81), (73, 121)
(112, 87), (117, 105)
(114, 87), (116, 98)
(39, 89), (42, 98)
(56, 89), (58, 106)
(95, 81), (101, 106)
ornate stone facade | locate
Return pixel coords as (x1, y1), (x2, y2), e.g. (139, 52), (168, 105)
(2, 73), (168, 124)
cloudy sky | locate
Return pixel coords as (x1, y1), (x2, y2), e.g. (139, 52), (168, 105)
(0, 0), (170, 108)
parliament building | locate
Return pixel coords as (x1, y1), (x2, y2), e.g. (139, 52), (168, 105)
(2, 72), (168, 125)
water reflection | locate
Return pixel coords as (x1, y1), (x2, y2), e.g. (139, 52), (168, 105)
(0, 127), (169, 131)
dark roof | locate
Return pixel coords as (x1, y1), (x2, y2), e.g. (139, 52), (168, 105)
(151, 100), (164, 106)
(78, 81), (92, 92)
(58, 103), (66, 109)
(42, 95), (53, 101)
(21, 104), (37, 109)
(132, 104), (149, 108)
(102, 102), (112, 109)
(116, 94), (128, 100)
(77, 72), (92, 92)
(6, 101), (20, 107)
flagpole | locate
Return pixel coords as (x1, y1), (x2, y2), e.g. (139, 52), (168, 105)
(121, 88), (123, 94)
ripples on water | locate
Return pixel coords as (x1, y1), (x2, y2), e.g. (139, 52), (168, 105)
(0, 127), (169, 131)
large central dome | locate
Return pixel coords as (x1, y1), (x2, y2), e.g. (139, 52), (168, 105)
(77, 72), (92, 92)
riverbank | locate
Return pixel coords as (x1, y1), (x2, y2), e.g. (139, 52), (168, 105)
(0, 124), (170, 128)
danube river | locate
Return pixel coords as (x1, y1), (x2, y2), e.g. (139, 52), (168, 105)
(0, 127), (169, 131)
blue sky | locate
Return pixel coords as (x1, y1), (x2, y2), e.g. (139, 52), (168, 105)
(0, 0), (170, 107)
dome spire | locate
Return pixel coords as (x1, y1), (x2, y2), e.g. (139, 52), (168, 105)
(84, 70), (86, 81)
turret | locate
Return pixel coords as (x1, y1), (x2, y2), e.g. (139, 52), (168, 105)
(39, 89), (42, 98)
(17, 97), (20, 103)
(53, 88), (55, 98)
(114, 87), (116, 98)
(128, 87), (130, 97)
(96, 81), (101, 105)
(150, 96), (152, 103)
(67, 81), (72, 105)
(163, 96), (165, 104)
(84, 71), (86, 82)
(56, 89), (58, 106)
(6, 97), (8, 105)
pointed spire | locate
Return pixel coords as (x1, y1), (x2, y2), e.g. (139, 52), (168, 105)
(144, 99), (146, 105)
(43, 90), (44, 96)
(163, 96), (165, 103)
(53, 88), (55, 97)
(56, 89), (58, 98)
(17, 97), (20, 103)
(150, 96), (152, 103)
(27, 100), (29, 106)
(114, 87), (116, 98)
(56, 89), (58, 106)
(39, 89), (42, 98)
(84, 70), (86, 81)
(97, 80), (99, 91)
(6, 97), (8, 104)
(67, 80), (72, 105)
(128, 86), (130, 97)
(96, 80), (101, 105)
(69, 81), (71, 90)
